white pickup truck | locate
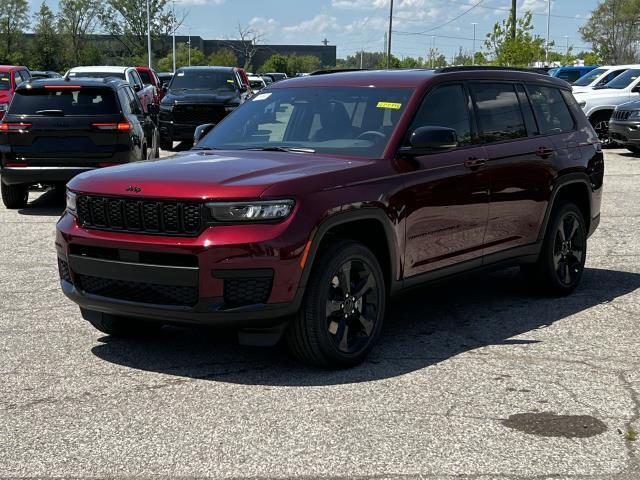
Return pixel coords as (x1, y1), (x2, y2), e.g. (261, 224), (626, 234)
(573, 67), (640, 143)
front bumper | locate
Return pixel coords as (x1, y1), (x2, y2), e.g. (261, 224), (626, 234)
(1, 166), (95, 186)
(159, 120), (198, 142)
(55, 211), (309, 327)
(609, 120), (640, 145)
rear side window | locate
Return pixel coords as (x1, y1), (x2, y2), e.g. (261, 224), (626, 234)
(557, 71), (581, 83)
(10, 88), (119, 116)
(410, 84), (472, 147)
(471, 83), (526, 143)
(526, 85), (575, 134)
(138, 70), (152, 84)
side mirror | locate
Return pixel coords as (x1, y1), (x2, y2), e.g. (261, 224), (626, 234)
(633, 85), (640, 93)
(162, 84), (168, 93)
(239, 84), (249, 93)
(401, 126), (458, 155)
(133, 84), (141, 92)
(193, 123), (216, 144)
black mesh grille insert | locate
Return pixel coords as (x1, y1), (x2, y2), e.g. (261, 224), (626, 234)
(77, 274), (198, 307)
(613, 110), (632, 120)
(58, 258), (71, 282)
(76, 195), (202, 236)
(224, 277), (273, 307)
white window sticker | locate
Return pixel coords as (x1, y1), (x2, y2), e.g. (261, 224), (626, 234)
(177, 72), (185, 77)
(252, 93), (272, 101)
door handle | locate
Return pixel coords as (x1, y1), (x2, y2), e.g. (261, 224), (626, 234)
(535, 147), (555, 158)
(464, 157), (487, 169)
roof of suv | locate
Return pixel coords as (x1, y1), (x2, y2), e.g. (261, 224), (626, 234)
(17, 78), (129, 90)
(270, 67), (570, 90)
(68, 66), (132, 74)
(0, 65), (28, 73)
(176, 66), (236, 72)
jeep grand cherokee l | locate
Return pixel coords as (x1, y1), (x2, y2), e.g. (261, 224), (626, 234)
(1, 78), (159, 209)
(56, 68), (604, 368)
(158, 66), (251, 150)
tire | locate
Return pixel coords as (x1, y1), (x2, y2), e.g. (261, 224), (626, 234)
(286, 240), (386, 368)
(1, 182), (28, 209)
(87, 314), (162, 337)
(159, 138), (173, 151)
(589, 112), (614, 146)
(522, 202), (587, 296)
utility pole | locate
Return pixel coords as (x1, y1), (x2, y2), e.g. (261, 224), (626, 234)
(360, 50), (364, 69)
(146, 0), (152, 69)
(431, 36), (435, 68)
(564, 35), (570, 58)
(511, 0), (516, 40)
(188, 27), (191, 66)
(172, 0), (176, 74)
(384, 31), (387, 58)
(472, 22), (477, 64)
(386, 0), (393, 69)
(545, 0), (551, 65)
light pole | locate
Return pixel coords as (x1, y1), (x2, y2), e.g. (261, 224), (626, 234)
(563, 35), (570, 60)
(146, 0), (152, 69)
(545, 0), (551, 65)
(386, 0), (394, 69)
(188, 27), (191, 66)
(172, 0), (176, 74)
(471, 22), (477, 64)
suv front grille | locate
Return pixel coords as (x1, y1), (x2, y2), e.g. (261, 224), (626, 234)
(77, 274), (199, 307)
(173, 104), (228, 124)
(613, 110), (633, 120)
(58, 258), (71, 282)
(76, 195), (202, 236)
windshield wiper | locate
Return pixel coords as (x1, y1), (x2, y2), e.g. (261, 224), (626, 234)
(36, 109), (64, 115)
(242, 146), (316, 153)
(191, 146), (217, 151)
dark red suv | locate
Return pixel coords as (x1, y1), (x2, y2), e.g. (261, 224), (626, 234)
(56, 68), (604, 368)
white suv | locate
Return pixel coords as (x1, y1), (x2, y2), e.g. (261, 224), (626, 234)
(573, 67), (640, 143)
(571, 65), (635, 94)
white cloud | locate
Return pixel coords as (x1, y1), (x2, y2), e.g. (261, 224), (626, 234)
(178, 0), (224, 5)
(520, 0), (547, 12)
(249, 16), (280, 37)
(282, 14), (340, 35)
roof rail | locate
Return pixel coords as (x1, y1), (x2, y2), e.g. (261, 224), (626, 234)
(435, 66), (549, 75)
(309, 68), (367, 76)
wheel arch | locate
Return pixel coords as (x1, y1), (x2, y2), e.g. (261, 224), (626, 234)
(587, 107), (615, 122)
(538, 174), (592, 243)
(300, 209), (401, 296)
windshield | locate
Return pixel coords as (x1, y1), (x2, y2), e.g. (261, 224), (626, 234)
(10, 87), (119, 116)
(170, 70), (237, 91)
(249, 79), (264, 89)
(573, 68), (607, 86)
(0, 72), (10, 90)
(68, 71), (126, 80)
(198, 87), (413, 158)
(602, 69), (640, 89)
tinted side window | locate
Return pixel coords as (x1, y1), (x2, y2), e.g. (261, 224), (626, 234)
(124, 87), (142, 115)
(471, 83), (526, 143)
(409, 84), (472, 147)
(558, 71), (581, 83)
(526, 85), (575, 134)
(118, 89), (131, 114)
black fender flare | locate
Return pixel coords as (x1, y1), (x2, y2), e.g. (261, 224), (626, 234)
(537, 173), (593, 243)
(298, 208), (402, 295)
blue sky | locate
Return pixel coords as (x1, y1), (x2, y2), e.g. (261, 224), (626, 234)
(32, 0), (600, 60)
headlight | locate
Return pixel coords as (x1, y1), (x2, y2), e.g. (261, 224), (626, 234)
(206, 200), (294, 222)
(66, 190), (77, 215)
(629, 111), (640, 118)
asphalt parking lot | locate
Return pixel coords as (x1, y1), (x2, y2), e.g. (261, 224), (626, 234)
(1, 148), (639, 479)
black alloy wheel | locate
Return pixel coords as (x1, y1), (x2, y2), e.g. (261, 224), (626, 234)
(551, 211), (585, 287)
(325, 258), (380, 354)
(287, 240), (386, 368)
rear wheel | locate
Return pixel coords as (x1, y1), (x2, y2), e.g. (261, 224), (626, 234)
(86, 314), (162, 337)
(287, 240), (386, 368)
(522, 202), (587, 296)
(1, 182), (28, 209)
(589, 111), (613, 146)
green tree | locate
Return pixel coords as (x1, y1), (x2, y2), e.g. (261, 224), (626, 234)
(208, 48), (237, 67)
(425, 48), (447, 68)
(474, 51), (487, 65)
(399, 56), (424, 69)
(287, 55), (321, 75)
(337, 51), (387, 69)
(58, 0), (104, 66)
(31, 1), (62, 71)
(0, 0), (30, 64)
(100, 0), (176, 61)
(374, 54), (401, 69)
(156, 43), (206, 71)
(577, 51), (602, 65)
(580, 0), (640, 64)
(452, 47), (473, 66)
(258, 54), (289, 74)
(485, 11), (547, 66)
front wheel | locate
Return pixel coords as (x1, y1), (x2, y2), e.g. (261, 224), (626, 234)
(1, 182), (28, 209)
(589, 112), (613, 146)
(522, 202), (587, 296)
(287, 240), (386, 368)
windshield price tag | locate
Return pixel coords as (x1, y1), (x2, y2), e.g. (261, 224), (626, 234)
(253, 93), (272, 101)
(377, 101), (402, 110)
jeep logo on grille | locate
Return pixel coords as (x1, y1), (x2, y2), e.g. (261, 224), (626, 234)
(126, 186), (142, 193)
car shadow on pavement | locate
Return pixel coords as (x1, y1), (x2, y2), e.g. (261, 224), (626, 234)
(90, 266), (640, 385)
(18, 189), (65, 217)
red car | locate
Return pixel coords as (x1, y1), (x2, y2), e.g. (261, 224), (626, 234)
(136, 66), (164, 104)
(0, 65), (31, 119)
(56, 68), (604, 368)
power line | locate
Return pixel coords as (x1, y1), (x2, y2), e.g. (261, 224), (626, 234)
(407, 0), (485, 35)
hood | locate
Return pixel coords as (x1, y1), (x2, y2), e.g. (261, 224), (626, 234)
(571, 86), (593, 94)
(574, 88), (626, 99)
(68, 150), (374, 200)
(617, 100), (640, 110)
(162, 90), (239, 106)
